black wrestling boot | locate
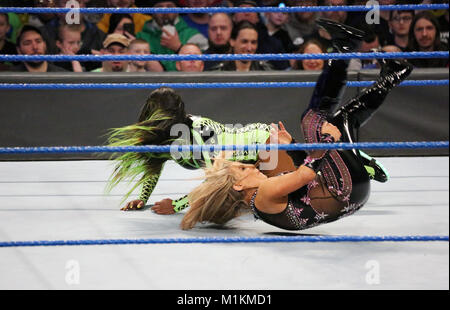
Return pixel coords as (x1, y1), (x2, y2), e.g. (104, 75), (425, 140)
(310, 59), (349, 115)
(316, 18), (366, 53)
(335, 58), (413, 129)
(332, 59), (413, 182)
(309, 19), (366, 115)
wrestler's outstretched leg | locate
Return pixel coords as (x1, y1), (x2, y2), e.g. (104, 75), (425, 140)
(331, 58), (413, 181)
(302, 19), (365, 119)
(333, 58), (413, 141)
(289, 19), (365, 166)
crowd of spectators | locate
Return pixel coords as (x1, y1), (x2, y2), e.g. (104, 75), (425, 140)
(0, 0), (448, 73)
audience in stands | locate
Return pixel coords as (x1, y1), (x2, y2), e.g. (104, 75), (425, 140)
(55, 24), (84, 72)
(126, 38), (164, 72)
(176, 43), (205, 72)
(107, 14), (136, 39)
(407, 10), (449, 68)
(263, 3), (295, 53)
(373, 0), (397, 46)
(136, 0), (208, 71)
(12, 24), (67, 72)
(1, 0), (448, 73)
(181, 0), (211, 38)
(438, 9), (448, 46)
(284, 0), (319, 50)
(40, 0), (105, 71)
(92, 33), (129, 72)
(348, 24), (382, 70)
(211, 20), (272, 71)
(0, 13), (17, 71)
(291, 38), (325, 71)
(27, 0), (56, 29)
(233, 0), (289, 70)
(387, 9), (415, 51)
(97, 0), (151, 35)
(204, 12), (233, 70)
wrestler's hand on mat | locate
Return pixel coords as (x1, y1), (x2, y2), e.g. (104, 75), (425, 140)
(270, 121), (292, 144)
(121, 199), (144, 211)
(152, 199), (176, 215)
(321, 121), (341, 142)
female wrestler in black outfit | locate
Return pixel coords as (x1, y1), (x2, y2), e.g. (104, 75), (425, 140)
(180, 19), (413, 230)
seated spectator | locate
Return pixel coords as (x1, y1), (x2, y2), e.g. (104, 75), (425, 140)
(284, 0), (319, 48)
(127, 39), (164, 72)
(211, 20), (272, 71)
(55, 24), (84, 72)
(92, 14), (136, 55)
(387, 10), (414, 51)
(263, 2), (295, 53)
(108, 13), (136, 39)
(302, 0), (355, 53)
(232, 0), (260, 25)
(291, 39), (325, 71)
(176, 43), (204, 72)
(321, 0), (349, 25)
(407, 10), (449, 68)
(319, 0), (392, 46)
(301, 28), (333, 53)
(347, 0), (396, 46)
(27, 0), (56, 29)
(204, 12), (233, 70)
(83, 0), (105, 25)
(375, 0), (397, 45)
(97, 0), (151, 35)
(344, 0), (367, 30)
(137, 0), (209, 71)
(92, 33), (130, 72)
(382, 45), (402, 53)
(0, 0), (33, 6)
(40, 0), (106, 71)
(178, 0), (224, 6)
(348, 25), (382, 70)
(216, 0), (233, 6)
(4, 12), (22, 45)
(11, 25), (67, 72)
(232, 0), (290, 70)
(260, 0), (281, 5)
(438, 8), (449, 46)
(181, 0), (211, 38)
(0, 13), (17, 71)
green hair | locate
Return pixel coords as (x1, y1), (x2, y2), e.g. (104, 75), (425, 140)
(105, 87), (190, 204)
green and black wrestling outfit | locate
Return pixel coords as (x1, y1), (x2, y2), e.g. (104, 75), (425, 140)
(135, 116), (272, 212)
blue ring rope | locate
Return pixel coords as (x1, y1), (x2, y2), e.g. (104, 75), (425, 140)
(1, 51), (448, 62)
(0, 235), (448, 248)
(0, 4), (448, 14)
(0, 141), (448, 155)
(0, 80), (447, 90)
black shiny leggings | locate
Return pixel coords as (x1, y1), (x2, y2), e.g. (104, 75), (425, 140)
(304, 60), (348, 114)
(300, 60), (371, 215)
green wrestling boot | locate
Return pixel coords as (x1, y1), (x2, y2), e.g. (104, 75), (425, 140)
(359, 150), (389, 183)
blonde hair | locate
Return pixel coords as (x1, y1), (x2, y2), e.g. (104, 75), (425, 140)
(129, 39), (150, 49)
(57, 24), (82, 42)
(181, 159), (251, 230)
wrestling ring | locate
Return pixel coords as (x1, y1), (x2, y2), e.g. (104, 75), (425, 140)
(0, 4), (449, 292)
